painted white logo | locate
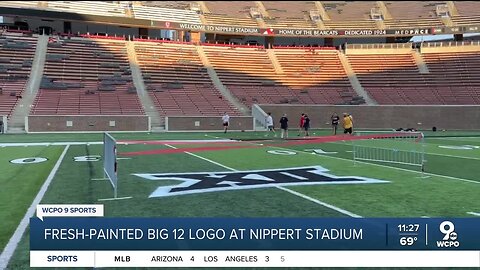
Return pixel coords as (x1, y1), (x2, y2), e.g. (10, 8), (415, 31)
(73, 155), (101, 162)
(134, 166), (389, 198)
(267, 150), (297, 155)
(10, 157), (48, 164)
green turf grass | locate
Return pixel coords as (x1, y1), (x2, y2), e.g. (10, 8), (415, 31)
(0, 146), (63, 253)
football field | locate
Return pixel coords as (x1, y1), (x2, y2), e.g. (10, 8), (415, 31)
(0, 130), (479, 270)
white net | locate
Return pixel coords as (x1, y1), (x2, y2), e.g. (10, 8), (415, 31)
(352, 131), (425, 170)
(103, 132), (118, 198)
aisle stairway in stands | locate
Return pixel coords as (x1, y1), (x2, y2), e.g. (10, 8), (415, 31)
(126, 41), (163, 130)
(196, 46), (249, 115)
(202, 45), (362, 108)
(133, 40), (241, 117)
(8, 35), (48, 133)
(337, 51), (376, 105)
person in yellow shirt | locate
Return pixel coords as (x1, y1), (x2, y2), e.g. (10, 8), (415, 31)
(343, 113), (353, 134)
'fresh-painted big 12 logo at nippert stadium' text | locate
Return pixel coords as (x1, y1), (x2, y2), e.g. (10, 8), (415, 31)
(436, 221), (460, 248)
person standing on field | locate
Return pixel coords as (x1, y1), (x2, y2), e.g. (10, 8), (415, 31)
(279, 113), (289, 139)
(303, 114), (310, 137)
(343, 113), (353, 135)
(331, 113), (340, 135)
(265, 112), (276, 137)
(222, 112), (230, 133)
(298, 113), (305, 136)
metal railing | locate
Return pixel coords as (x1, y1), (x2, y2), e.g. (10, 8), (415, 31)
(422, 40), (480, 48)
(346, 43), (413, 50)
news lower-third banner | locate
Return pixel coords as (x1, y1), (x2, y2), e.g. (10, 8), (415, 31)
(30, 218), (479, 251)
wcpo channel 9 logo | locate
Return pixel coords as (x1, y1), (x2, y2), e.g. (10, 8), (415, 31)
(436, 221), (460, 248)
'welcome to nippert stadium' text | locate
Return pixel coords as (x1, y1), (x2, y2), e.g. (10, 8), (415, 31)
(44, 228), (363, 241)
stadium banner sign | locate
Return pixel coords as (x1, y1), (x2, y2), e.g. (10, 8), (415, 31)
(176, 23), (433, 37)
(30, 218), (480, 251)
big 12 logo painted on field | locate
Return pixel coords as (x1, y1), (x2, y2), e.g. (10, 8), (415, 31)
(133, 166), (388, 198)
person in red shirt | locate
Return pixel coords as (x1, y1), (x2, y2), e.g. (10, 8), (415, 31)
(298, 113), (305, 136)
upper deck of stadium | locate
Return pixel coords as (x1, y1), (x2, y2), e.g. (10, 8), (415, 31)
(1, 1), (480, 34)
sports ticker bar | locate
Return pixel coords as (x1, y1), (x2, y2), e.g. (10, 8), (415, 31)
(30, 251), (480, 267)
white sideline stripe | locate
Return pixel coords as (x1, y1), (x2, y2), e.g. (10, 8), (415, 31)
(163, 144), (361, 217)
(0, 139), (234, 147)
(467, 212), (480, 216)
(0, 145), (70, 270)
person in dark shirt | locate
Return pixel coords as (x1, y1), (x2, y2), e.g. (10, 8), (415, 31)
(279, 114), (289, 139)
(331, 113), (340, 135)
(303, 114), (310, 137)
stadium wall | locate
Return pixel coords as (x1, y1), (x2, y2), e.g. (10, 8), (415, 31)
(258, 105), (480, 130)
(165, 116), (254, 131)
(27, 115), (149, 132)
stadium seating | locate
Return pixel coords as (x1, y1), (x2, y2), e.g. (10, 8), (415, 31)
(132, 5), (201, 24)
(273, 48), (357, 104)
(322, 1), (378, 29)
(0, 1), (40, 8)
(133, 40), (240, 116)
(203, 1), (259, 27)
(348, 51), (480, 105)
(47, 1), (126, 17)
(203, 45), (356, 107)
(31, 37), (144, 115)
(422, 51), (480, 104)
(0, 32), (36, 117)
(450, 1), (480, 26)
(382, 1), (445, 29)
(262, 1), (318, 29)
(348, 53), (431, 104)
(139, 1), (192, 10)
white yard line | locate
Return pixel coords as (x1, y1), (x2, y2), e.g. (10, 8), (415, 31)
(163, 144), (361, 218)
(0, 145), (70, 270)
(467, 212), (480, 217)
